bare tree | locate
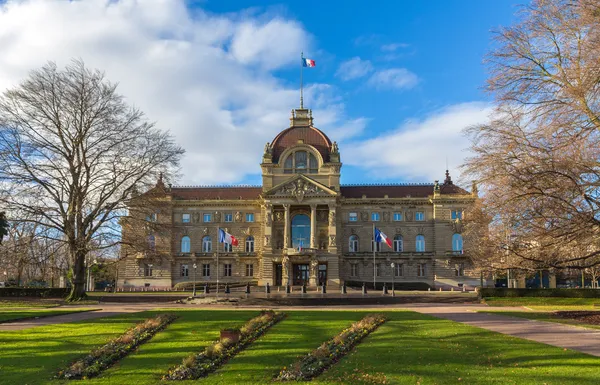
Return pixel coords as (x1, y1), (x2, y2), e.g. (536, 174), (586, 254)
(0, 212), (7, 244)
(0, 60), (184, 300)
(464, 0), (600, 272)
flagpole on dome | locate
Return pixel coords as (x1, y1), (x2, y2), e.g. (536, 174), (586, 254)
(300, 51), (304, 109)
(373, 223), (376, 291)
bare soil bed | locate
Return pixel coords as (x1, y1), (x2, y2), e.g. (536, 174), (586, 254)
(556, 311), (600, 325)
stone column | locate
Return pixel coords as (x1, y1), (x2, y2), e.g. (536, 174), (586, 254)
(263, 203), (272, 253)
(310, 204), (317, 249)
(283, 204), (290, 249)
(327, 204), (337, 253)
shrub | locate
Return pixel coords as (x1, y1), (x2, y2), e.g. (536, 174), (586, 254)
(0, 287), (69, 298)
(480, 288), (600, 298)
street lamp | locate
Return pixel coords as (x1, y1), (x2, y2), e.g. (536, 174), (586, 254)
(390, 262), (395, 297)
(193, 263), (197, 296)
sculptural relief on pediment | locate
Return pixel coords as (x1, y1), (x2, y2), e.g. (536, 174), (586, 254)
(273, 178), (330, 202)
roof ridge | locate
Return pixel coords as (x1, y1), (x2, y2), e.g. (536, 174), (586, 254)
(172, 185), (262, 189)
(341, 183), (434, 187)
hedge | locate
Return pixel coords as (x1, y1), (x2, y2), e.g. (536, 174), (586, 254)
(480, 288), (600, 298)
(0, 287), (69, 298)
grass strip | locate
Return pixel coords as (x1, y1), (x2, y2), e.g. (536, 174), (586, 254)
(163, 310), (286, 380)
(276, 313), (387, 381)
(56, 313), (177, 380)
(0, 308), (97, 323)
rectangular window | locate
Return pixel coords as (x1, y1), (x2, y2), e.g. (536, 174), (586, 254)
(417, 263), (426, 277)
(371, 240), (381, 252)
(393, 212), (402, 221)
(202, 264), (210, 277)
(351, 264), (358, 277)
(144, 263), (153, 277)
(146, 213), (157, 222)
(371, 212), (380, 221)
(455, 263), (465, 277)
(203, 213), (212, 222)
(181, 264), (189, 277)
(451, 210), (463, 220)
(415, 211), (424, 221)
(349, 212), (358, 222)
(246, 213), (255, 222)
(224, 213), (233, 222)
(224, 264), (232, 277)
(182, 213), (191, 223)
(246, 264), (254, 277)
(375, 263), (382, 277)
(395, 263), (403, 277)
(223, 242), (233, 252)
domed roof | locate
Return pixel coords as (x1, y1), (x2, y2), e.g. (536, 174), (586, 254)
(270, 108), (333, 163)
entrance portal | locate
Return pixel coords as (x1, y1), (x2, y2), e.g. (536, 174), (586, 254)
(293, 264), (310, 286)
(274, 263), (282, 286)
(318, 264), (327, 286)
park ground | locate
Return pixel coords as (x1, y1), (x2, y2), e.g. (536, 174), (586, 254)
(1, 296), (600, 384)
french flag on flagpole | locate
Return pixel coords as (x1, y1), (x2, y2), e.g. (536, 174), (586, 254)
(374, 228), (392, 248)
(219, 228), (239, 246)
(297, 239), (303, 252)
(302, 58), (316, 67)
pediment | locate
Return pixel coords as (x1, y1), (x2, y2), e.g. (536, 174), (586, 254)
(264, 175), (337, 202)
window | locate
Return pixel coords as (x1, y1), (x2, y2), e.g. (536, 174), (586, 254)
(144, 263), (153, 276)
(223, 242), (233, 252)
(371, 238), (381, 252)
(224, 213), (233, 222)
(349, 235), (359, 252)
(455, 263), (465, 277)
(416, 235), (425, 252)
(224, 263), (232, 277)
(349, 212), (358, 222)
(393, 235), (403, 252)
(182, 213), (191, 223)
(371, 212), (380, 221)
(181, 236), (191, 253)
(375, 263), (382, 277)
(452, 233), (463, 253)
(246, 213), (254, 222)
(283, 151), (319, 174)
(415, 211), (425, 221)
(395, 263), (403, 277)
(202, 264), (210, 277)
(202, 236), (212, 252)
(292, 214), (310, 249)
(181, 264), (189, 277)
(246, 236), (255, 252)
(451, 210), (463, 220)
(393, 212), (402, 221)
(417, 263), (426, 277)
(146, 213), (157, 222)
(246, 264), (254, 277)
(203, 213), (212, 222)
(351, 263), (358, 277)
(147, 235), (156, 252)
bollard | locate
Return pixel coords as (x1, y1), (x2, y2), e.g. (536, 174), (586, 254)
(322, 284), (327, 294)
(362, 283), (367, 295)
(439, 287), (442, 292)
(286, 284), (291, 294)
(383, 284), (388, 295)
(428, 287), (431, 291)
(266, 282), (271, 294)
(451, 287), (454, 292)
(204, 284), (210, 294)
(462, 286), (466, 292)
(302, 284), (307, 294)
(341, 282), (347, 294)
(245, 282), (251, 294)
(225, 283), (230, 294)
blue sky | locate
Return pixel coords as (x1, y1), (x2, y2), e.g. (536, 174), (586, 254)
(0, 0), (518, 187)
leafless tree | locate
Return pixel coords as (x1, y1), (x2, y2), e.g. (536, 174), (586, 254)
(464, 0), (600, 272)
(0, 60), (184, 300)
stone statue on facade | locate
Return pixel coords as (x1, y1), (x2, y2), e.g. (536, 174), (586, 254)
(331, 141), (339, 153)
(329, 210), (336, 226)
(235, 211), (242, 222)
(282, 255), (289, 280)
(214, 211), (221, 222)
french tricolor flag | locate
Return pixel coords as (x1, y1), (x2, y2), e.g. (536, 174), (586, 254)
(302, 58), (316, 67)
(375, 228), (392, 248)
(219, 228), (239, 246)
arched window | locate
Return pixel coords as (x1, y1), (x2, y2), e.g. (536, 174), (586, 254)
(283, 151), (319, 174)
(246, 236), (255, 253)
(452, 233), (463, 253)
(202, 236), (212, 253)
(181, 236), (191, 253)
(393, 235), (403, 252)
(292, 214), (310, 249)
(223, 242), (233, 252)
(416, 235), (425, 252)
(147, 235), (156, 252)
(349, 235), (359, 252)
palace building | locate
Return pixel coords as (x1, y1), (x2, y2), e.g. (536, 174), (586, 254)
(118, 107), (479, 290)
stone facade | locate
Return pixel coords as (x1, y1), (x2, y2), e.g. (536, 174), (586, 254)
(118, 108), (478, 289)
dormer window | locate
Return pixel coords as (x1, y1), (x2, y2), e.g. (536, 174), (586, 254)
(283, 150), (318, 174)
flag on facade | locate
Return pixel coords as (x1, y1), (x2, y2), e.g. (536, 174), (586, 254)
(302, 58), (316, 67)
(219, 228), (239, 246)
(374, 228), (392, 248)
(297, 239), (303, 252)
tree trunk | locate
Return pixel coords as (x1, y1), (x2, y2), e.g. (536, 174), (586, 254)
(66, 250), (87, 302)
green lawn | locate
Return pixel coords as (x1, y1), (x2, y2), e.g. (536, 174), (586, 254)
(0, 300), (61, 308)
(0, 308), (97, 323)
(483, 297), (600, 310)
(1, 310), (599, 385)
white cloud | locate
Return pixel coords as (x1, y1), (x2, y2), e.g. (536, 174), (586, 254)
(380, 43), (409, 52)
(335, 57), (373, 81)
(343, 102), (494, 181)
(0, 0), (362, 185)
(368, 68), (419, 90)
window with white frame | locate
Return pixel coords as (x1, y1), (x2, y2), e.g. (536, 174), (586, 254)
(371, 212), (380, 221)
(395, 263), (403, 277)
(451, 210), (463, 220)
(416, 235), (425, 252)
(146, 213), (157, 222)
(349, 212), (358, 222)
(349, 235), (359, 252)
(283, 150), (319, 174)
(224, 263), (232, 277)
(393, 212), (402, 221)
(371, 238), (381, 252)
(202, 236), (212, 252)
(223, 242), (233, 252)
(203, 213), (212, 222)
(224, 213), (233, 222)
(246, 236), (255, 252)
(415, 211), (425, 221)
(351, 263), (358, 277)
(181, 236), (191, 253)
(246, 264), (254, 277)
(393, 235), (403, 252)
(246, 213), (255, 222)
(182, 213), (191, 223)
(144, 263), (153, 276)
(452, 233), (463, 253)
(202, 264), (210, 277)
(181, 264), (189, 277)
(455, 263), (465, 277)
(417, 263), (426, 277)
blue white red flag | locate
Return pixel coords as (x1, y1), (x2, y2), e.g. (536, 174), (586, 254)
(219, 228), (239, 246)
(374, 228), (392, 248)
(302, 58), (316, 67)
(297, 239), (303, 251)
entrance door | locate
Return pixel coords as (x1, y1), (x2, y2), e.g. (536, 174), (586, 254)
(318, 264), (327, 286)
(274, 263), (282, 286)
(293, 264), (310, 285)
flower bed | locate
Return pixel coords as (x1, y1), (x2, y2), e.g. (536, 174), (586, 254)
(276, 313), (387, 381)
(56, 313), (177, 380)
(164, 310), (286, 380)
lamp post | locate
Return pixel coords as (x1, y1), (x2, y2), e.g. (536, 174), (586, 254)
(390, 262), (395, 297)
(193, 263), (197, 296)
